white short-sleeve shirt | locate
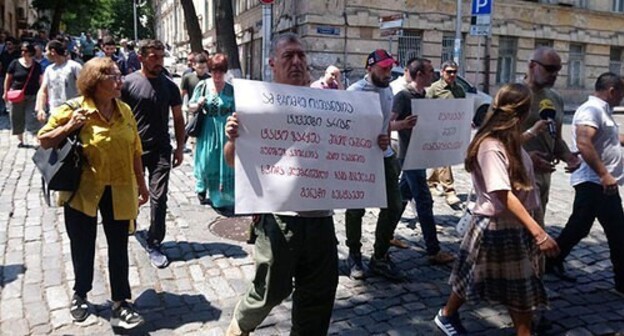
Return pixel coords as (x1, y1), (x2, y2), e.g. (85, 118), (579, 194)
(570, 95), (624, 187)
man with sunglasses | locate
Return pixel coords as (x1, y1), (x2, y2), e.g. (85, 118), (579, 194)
(522, 47), (581, 282)
(426, 60), (465, 208)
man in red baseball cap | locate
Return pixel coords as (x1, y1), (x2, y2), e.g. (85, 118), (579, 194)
(344, 49), (405, 282)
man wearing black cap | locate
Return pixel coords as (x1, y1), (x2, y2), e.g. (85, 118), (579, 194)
(345, 49), (405, 281)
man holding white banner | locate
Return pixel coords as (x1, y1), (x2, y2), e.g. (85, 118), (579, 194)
(426, 60), (466, 208)
(223, 33), (339, 336)
(391, 57), (455, 265)
(345, 49), (405, 281)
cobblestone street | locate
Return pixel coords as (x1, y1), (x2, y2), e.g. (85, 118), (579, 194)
(0, 113), (623, 335)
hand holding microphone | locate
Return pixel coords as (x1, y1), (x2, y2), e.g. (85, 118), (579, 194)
(539, 99), (557, 138)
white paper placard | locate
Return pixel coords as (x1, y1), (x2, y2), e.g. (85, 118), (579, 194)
(402, 98), (474, 169)
(232, 79), (387, 214)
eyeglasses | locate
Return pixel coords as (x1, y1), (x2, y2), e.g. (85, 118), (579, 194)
(105, 74), (124, 82)
(531, 59), (561, 73)
(21, 49), (28, 52)
(445, 70), (457, 75)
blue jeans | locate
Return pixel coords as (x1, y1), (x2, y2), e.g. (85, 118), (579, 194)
(399, 161), (440, 256)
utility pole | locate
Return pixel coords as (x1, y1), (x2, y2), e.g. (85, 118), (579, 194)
(133, 0), (138, 41)
(260, 0), (274, 81)
(454, 0), (463, 66)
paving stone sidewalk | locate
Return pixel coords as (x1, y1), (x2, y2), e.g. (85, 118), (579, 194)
(0, 113), (623, 335)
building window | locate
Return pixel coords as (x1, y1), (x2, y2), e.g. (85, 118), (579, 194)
(535, 39), (553, 49)
(441, 34), (466, 73)
(497, 37), (517, 84)
(610, 47), (623, 75)
(397, 30), (422, 67)
(441, 34), (455, 64)
(615, 0), (624, 12)
(568, 44), (585, 88)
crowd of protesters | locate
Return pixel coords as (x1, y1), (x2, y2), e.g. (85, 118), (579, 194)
(14, 25), (623, 336)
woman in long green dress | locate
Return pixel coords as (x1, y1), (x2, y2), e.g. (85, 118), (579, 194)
(188, 53), (235, 210)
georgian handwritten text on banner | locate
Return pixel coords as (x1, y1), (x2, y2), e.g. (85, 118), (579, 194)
(232, 79), (387, 214)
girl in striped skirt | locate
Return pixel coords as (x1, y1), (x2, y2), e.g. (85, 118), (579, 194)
(434, 83), (560, 336)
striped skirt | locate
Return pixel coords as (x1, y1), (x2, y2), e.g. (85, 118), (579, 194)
(449, 214), (547, 312)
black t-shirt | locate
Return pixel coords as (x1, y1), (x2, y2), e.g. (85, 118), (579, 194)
(0, 50), (19, 76)
(180, 72), (210, 99)
(7, 59), (42, 95)
(392, 87), (426, 160)
(121, 71), (182, 153)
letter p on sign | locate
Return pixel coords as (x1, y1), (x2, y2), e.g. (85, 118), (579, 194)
(471, 0), (492, 15)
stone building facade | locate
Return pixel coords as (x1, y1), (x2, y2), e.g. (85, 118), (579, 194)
(153, 0), (624, 105)
(1, 0), (38, 37)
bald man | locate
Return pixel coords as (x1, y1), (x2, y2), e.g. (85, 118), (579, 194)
(310, 65), (344, 90)
(522, 47), (581, 281)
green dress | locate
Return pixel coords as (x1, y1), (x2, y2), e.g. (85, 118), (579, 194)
(189, 79), (235, 208)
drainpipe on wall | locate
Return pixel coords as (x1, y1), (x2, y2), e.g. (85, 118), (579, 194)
(343, 1), (349, 87)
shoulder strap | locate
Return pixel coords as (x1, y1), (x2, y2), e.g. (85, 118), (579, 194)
(203, 79), (209, 96)
(21, 61), (36, 93)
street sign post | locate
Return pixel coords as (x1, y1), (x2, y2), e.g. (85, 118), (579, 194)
(470, 0), (492, 37)
(471, 0), (492, 15)
(261, 2), (272, 81)
(379, 14), (404, 53)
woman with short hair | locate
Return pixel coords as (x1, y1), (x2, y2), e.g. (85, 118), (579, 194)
(38, 57), (149, 329)
(188, 53), (235, 211)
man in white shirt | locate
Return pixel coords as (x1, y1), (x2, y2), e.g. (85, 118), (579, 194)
(35, 39), (82, 121)
(548, 72), (624, 295)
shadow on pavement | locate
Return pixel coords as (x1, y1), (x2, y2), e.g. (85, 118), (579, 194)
(165, 240), (248, 263)
(0, 264), (25, 287)
(332, 202), (624, 335)
(0, 114), (9, 130)
(133, 229), (248, 263)
(90, 289), (221, 335)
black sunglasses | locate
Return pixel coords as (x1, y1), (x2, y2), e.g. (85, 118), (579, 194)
(445, 70), (457, 74)
(531, 59), (561, 73)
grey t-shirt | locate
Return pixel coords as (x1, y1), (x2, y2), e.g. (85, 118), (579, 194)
(181, 72), (210, 99)
(571, 95), (624, 186)
(43, 60), (82, 112)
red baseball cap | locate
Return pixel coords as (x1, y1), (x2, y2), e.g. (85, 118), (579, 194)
(366, 49), (398, 68)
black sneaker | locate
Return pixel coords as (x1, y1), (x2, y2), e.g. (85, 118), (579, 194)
(434, 308), (467, 336)
(369, 254), (405, 282)
(111, 302), (144, 329)
(347, 252), (366, 280)
(147, 244), (169, 269)
(70, 294), (89, 322)
(197, 191), (207, 204)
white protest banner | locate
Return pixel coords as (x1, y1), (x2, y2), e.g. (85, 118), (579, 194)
(402, 98), (474, 169)
(232, 79), (387, 214)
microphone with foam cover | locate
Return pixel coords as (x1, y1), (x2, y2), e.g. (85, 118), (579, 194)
(539, 99), (557, 138)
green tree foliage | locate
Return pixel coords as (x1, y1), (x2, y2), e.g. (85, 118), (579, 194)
(33, 0), (154, 40)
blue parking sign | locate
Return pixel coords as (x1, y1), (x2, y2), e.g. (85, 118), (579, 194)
(471, 0), (492, 15)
